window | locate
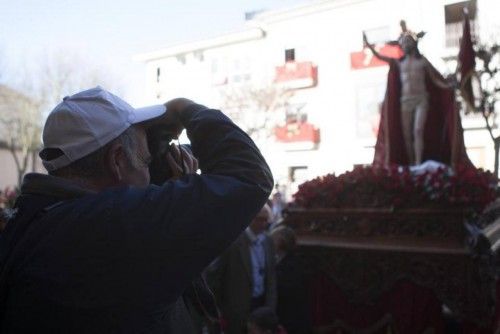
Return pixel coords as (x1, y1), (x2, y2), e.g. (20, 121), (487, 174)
(229, 57), (252, 84)
(444, 0), (477, 48)
(155, 67), (162, 99)
(211, 59), (218, 74)
(445, 0), (476, 24)
(285, 48), (295, 62)
(288, 166), (309, 198)
(232, 75), (242, 83)
(194, 50), (204, 62)
(176, 54), (186, 65)
(245, 10), (263, 21)
(289, 166), (308, 183)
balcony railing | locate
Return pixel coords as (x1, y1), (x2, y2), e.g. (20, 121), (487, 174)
(274, 122), (320, 144)
(274, 61), (318, 89)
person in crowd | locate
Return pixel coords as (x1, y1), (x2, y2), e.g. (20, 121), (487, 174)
(247, 307), (287, 334)
(271, 185), (286, 225)
(0, 87), (273, 333)
(270, 226), (311, 334)
(207, 204), (277, 334)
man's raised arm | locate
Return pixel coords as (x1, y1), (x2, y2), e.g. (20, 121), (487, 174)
(114, 100), (274, 301)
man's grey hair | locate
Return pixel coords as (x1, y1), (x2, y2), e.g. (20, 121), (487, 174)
(49, 127), (140, 179)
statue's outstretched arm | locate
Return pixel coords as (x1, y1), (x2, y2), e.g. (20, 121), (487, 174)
(363, 32), (394, 64)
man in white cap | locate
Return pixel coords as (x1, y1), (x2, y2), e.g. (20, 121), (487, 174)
(0, 87), (273, 333)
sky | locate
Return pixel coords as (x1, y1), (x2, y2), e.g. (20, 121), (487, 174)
(0, 0), (305, 103)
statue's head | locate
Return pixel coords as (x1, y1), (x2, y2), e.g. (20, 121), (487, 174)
(397, 20), (423, 55)
(399, 33), (418, 54)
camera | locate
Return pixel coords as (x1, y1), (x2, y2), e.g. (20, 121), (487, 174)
(147, 124), (192, 185)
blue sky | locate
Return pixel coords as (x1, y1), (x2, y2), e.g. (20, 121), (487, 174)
(0, 0), (305, 103)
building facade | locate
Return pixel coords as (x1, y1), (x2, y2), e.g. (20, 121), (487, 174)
(136, 0), (500, 198)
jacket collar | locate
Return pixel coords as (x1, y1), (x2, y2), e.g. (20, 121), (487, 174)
(21, 173), (95, 200)
(245, 227), (266, 244)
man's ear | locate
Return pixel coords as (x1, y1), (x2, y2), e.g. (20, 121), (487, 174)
(106, 141), (127, 183)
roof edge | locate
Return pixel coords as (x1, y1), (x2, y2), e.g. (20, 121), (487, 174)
(134, 28), (266, 62)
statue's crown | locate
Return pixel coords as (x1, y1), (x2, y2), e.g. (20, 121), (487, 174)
(398, 20), (424, 43)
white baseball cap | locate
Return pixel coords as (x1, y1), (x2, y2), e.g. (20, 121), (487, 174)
(40, 86), (166, 172)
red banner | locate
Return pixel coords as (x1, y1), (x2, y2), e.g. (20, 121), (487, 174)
(458, 11), (476, 109)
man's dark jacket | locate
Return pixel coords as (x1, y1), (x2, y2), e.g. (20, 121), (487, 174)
(207, 232), (277, 334)
(275, 252), (311, 334)
(0, 105), (273, 333)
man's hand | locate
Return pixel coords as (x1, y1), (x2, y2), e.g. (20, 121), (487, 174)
(166, 144), (199, 180)
(163, 98), (196, 138)
(145, 98), (195, 139)
(164, 98), (196, 114)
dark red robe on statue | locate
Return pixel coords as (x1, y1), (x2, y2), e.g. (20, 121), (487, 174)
(373, 60), (471, 167)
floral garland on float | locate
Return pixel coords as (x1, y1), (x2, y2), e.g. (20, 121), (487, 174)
(292, 161), (498, 215)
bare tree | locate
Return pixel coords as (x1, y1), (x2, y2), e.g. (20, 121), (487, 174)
(221, 83), (293, 140)
(0, 52), (123, 187)
(0, 85), (42, 186)
(468, 43), (500, 174)
(33, 52), (124, 110)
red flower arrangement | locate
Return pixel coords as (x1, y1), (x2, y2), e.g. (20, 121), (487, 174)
(293, 165), (498, 213)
